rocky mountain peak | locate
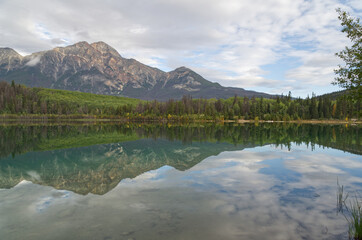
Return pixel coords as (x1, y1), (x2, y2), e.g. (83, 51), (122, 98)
(91, 41), (121, 57)
(0, 41), (273, 100)
(0, 48), (23, 70)
(174, 66), (190, 72)
(44, 41), (96, 64)
(0, 48), (23, 59)
(72, 41), (91, 48)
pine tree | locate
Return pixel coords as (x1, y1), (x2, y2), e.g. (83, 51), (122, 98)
(334, 9), (361, 105)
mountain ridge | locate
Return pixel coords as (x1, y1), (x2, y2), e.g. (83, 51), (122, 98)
(0, 41), (274, 100)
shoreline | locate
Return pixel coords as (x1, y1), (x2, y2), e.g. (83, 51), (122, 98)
(236, 119), (362, 124)
(0, 114), (360, 125)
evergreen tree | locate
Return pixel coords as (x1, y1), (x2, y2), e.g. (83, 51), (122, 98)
(334, 9), (361, 105)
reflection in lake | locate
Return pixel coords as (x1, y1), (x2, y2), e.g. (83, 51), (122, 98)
(0, 123), (361, 239)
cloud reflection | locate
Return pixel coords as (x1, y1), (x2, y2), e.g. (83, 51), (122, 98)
(0, 143), (360, 239)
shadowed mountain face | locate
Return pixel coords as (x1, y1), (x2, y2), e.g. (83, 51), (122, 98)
(0, 123), (360, 195)
(0, 42), (272, 100)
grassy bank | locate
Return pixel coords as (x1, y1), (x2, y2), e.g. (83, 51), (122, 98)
(34, 87), (142, 109)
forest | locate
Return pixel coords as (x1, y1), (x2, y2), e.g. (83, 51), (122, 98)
(0, 81), (360, 121)
(0, 123), (360, 158)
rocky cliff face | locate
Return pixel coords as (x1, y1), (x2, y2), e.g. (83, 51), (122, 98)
(0, 41), (272, 100)
(0, 48), (23, 71)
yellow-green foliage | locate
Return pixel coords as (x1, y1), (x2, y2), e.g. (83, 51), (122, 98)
(35, 88), (142, 109)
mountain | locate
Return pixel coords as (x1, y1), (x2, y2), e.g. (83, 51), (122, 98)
(319, 89), (349, 100)
(0, 41), (272, 100)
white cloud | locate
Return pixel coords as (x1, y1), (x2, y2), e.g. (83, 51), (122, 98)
(0, 0), (360, 96)
(348, 0), (362, 10)
(0, 144), (360, 239)
(25, 55), (41, 66)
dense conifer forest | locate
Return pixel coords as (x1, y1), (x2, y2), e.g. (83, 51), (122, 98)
(0, 81), (360, 121)
(0, 123), (360, 158)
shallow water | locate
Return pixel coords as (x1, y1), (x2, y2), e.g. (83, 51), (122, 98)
(0, 123), (361, 240)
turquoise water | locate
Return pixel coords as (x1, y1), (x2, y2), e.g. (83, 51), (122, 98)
(0, 124), (361, 239)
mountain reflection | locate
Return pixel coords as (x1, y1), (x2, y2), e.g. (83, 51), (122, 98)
(2, 144), (361, 240)
(0, 123), (360, 195)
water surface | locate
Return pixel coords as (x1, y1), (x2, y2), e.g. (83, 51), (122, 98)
(0, 123), (361, 239)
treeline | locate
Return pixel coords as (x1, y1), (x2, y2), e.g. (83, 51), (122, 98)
(0, 123), (360, 158)
(127, 94), (360, 121)
(0, 81), (90, 115)
(0, 81), (138, 116)
(0, 81), (360, 120)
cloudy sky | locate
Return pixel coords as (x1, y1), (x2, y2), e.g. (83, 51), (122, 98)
(0, 0), (361, 97)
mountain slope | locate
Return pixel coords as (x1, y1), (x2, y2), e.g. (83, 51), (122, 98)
(319, 89), (349, 100)
(0, 41), (273, 100)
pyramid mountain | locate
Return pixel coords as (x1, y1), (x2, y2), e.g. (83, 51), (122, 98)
(0, 41), (272, 100)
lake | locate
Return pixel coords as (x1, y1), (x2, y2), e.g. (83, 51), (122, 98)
(0, 123), (361, 240)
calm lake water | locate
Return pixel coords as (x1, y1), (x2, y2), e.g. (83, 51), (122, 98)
(0, 123), (361, 240)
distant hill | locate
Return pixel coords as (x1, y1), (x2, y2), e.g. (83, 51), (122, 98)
(0, 41), (273, 101)
(319, 89), (349, 100)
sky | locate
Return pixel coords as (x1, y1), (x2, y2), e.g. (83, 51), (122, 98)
(0, 0), (361, 97)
